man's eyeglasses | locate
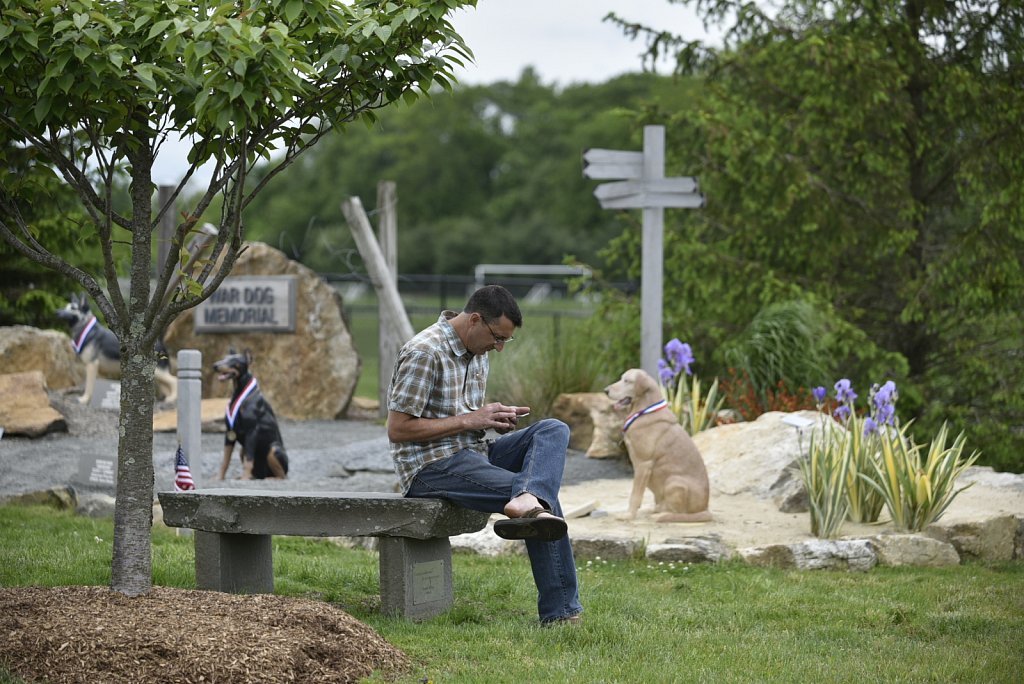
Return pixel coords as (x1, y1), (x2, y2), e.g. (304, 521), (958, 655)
(484, 319), (514, 345)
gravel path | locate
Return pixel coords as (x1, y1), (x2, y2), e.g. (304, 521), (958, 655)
(0, 390), (631, 499)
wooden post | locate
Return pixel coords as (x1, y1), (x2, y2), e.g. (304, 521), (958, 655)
(640, 126), (665, 379)
(341, 196), (415, 347)
(376, 181), (399, 418)
(583, 125), (704, 380)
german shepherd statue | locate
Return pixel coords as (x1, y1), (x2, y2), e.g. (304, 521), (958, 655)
(56, 294), (177, 405)
(214, 349), (289, 480)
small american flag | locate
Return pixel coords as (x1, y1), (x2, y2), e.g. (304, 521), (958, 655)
(174, 445), (196, 492)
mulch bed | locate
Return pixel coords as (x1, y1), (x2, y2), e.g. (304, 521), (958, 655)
(0, 586), (410, 683)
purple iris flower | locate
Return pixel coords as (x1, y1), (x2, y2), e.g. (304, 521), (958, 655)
(812, 386), (827, 404)
(658, 359), (676, 386)
(872, 381), (897, 409)
(870, 381), (898, 425)
(664, 338), (695, 376)
(863, 416), (879, 436)
(834, 404), (851, 421)
(834, 378), (857, 404)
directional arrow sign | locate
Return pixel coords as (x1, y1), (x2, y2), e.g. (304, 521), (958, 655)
(598, 192), (706, 210)
(582, 148), (644, 180)
(593, 177), (699, 201)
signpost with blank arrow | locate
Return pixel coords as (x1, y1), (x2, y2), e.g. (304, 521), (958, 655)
(583, 125), (705, 379)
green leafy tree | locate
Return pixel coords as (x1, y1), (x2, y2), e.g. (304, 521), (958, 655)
(0, 140), (110, 326)
(601, 0), (1024, 470)
(0, 0), (474, 594)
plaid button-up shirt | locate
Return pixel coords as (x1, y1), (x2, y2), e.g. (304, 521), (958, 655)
(387, 311), (489, 493)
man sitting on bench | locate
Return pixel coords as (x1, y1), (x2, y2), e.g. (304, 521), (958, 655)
(386, 285), (583, 627)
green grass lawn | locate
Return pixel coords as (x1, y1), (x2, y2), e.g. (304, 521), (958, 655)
(2, 505), (1022, 683)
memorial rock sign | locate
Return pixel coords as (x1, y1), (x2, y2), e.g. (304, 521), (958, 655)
(194, 276), (297, 333)
(583, 125), (705, 378)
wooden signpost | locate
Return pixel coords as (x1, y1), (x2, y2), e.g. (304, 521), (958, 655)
(583, 125), (705, 379)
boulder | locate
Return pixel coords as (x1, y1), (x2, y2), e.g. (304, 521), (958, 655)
(0, 371), (67, 437)
(863, 534), (960, 567)
(925, 515), (1020, 562)
(76, 493), (117, 519)
(571, 537), (639, 561)
(1, 485), (76, 510)
(551, 392), (625, 458)
(739, 539), (877, 571)
(164, 242), (360, 420)
(0, 325), (83, 390)
(693, 410), (836, 502)
(450, 527), (525, 557)
(647, 534), (733, 563)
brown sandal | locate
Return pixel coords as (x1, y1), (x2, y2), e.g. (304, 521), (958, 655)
(493, 506), (568, 542)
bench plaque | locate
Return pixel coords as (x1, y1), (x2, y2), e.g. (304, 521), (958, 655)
(412, 560), (445, 605)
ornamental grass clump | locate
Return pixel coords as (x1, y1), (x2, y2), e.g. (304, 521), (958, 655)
(802, 378), (981, 537)
(799, 416), (852, 538)
(658, 339), (724, 436)
(865, 422), (981, 532)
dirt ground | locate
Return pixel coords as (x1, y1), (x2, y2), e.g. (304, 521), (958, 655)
(0, 586), (409, 684)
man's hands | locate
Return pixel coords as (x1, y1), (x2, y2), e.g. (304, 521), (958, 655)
(387, 403), (532, 443)
(487, 403), (531, 435)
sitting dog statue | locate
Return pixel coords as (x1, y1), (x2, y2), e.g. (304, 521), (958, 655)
(213, 349), (289, 480)
(605, 368), (712, 522)
(56, 293), (177, 405)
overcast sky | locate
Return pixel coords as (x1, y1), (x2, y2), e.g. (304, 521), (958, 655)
(151, 1), (715, 185)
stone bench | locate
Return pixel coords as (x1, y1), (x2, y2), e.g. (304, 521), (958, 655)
(157, 489), (490, 620)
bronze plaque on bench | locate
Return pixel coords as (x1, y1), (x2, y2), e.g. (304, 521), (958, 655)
(412, 560), (444, 605)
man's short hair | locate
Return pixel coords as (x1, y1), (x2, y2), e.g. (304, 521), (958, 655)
(465, 285), (523, 327)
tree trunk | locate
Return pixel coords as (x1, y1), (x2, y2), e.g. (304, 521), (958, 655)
(110, 340), (157, 595)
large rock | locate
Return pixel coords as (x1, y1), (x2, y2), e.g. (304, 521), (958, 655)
(739, 539), (877, 571)
(551, 392), (625, 458)
(863, 534), (960, 567)
(647, 534), (733, 563)
(925, 515), (1021, 562)
(0, 325), (83, 390)
(0, 371), (67, 437)
(693, 410), (837, 504)
(164, 242), (360, 420)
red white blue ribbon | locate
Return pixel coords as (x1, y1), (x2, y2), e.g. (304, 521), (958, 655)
(71, 316), (98, 355)
(623, 399), (669, 433)
(226, 377), (258, 429)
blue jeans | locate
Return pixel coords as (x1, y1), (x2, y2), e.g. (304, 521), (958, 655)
(406, 418), (583, 623)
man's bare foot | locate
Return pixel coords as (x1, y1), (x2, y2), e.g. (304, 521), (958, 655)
(504, 493), (562, 521)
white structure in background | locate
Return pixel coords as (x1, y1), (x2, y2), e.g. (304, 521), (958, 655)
(583, 125), (705, 379)
(473, 264), (592, 302)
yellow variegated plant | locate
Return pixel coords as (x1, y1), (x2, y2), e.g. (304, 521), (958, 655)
(864, 422), (981, 531)
(800, 418), (852, 538)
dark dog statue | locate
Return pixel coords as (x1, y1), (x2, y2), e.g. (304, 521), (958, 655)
(213, 349), (289, 480)
(56, 293), (177, 404)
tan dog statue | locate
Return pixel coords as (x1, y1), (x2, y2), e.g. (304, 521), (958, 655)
(605, 368), (712, 522)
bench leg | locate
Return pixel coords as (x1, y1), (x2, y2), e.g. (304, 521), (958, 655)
(194, 531), (274, 594)
(378, 537), (453, 620)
